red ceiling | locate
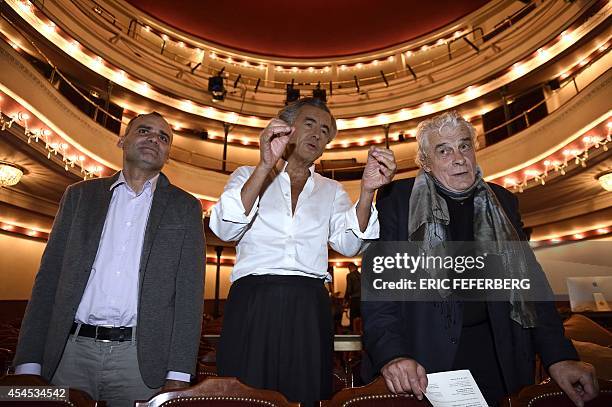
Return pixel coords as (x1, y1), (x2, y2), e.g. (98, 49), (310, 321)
(126, 0), (489, 58)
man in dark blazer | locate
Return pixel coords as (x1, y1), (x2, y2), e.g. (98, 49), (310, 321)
(362, 111), (598, 406)
(13, 112), (205, 407)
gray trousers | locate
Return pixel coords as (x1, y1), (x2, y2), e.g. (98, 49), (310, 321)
(51, 332), (161, 407)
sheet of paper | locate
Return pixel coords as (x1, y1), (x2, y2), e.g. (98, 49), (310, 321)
(424, 369), (488, 407)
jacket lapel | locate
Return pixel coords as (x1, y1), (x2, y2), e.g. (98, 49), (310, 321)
(82, 172), (120, 272)
(138, 173), (171, 281)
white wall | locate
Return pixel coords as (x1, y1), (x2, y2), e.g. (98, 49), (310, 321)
(0, 232), (45, 300)
(534, 237), (612, 296)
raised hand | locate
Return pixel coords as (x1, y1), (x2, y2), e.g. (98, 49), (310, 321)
(259, 118), (294, 170)
(361, 146), (396, 193)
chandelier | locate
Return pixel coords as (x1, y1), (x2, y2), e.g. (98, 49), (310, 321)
(0, 161), (23, 186)
(598, 171), (612, 192)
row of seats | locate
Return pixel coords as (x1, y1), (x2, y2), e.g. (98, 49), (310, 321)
(1, 373), (611, 406)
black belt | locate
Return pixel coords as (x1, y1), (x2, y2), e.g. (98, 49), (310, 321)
(70, 323), (133, 342)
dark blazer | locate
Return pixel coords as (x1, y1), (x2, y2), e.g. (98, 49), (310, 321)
(14, 172), (205, 388)
(362, 177), (578, 394)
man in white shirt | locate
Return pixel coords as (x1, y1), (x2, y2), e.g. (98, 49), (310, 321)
(209, 97), (396, 406)
(13, 113), (205, 407)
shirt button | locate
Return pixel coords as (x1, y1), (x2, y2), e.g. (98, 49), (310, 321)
(126, 221), (132, 227)
(450, 337), (458, 344)
(286, 212), (290, 216)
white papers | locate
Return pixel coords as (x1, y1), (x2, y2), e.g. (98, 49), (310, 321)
(424, 370), (488, 407)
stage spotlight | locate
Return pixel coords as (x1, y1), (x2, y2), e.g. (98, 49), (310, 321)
(313, 81), (326, 102)
(354, 76), (360, 93)
(254, 78), (261, 93)
(199, 130), (209, 140)
(208, 69), (226, 102)
(286, 79), (300, 104)
(233, 74), (242, 88)
(398, 132), (405, 142)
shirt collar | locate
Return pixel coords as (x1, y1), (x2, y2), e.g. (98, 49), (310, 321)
(280, 160), (316, 177)
(110, 171), (159, 197)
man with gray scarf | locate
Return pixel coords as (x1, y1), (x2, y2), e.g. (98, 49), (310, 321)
(362, 111), (598, 406)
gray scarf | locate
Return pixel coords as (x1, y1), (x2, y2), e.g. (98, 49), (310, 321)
(408, 168), (537, 328)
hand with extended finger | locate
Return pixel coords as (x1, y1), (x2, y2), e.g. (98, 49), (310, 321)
(381, 357), (428, 400)
(259, 118), (294, 170)
(361, 146), (397, 193)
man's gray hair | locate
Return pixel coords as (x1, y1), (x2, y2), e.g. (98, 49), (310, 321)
(278, 97), (338, 141)
(415, 111), (478, 168)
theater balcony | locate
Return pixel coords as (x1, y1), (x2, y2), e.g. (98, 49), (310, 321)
(0, 0), (610, 302)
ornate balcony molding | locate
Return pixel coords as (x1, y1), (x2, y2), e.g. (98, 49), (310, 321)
(7, 0), (605, 123)
(0, 40), (227, 200)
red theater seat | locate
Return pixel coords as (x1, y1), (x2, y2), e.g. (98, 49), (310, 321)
(500, 379), (612, 407)
(321, 377), (431, 407)
(135, 376), (299, 407)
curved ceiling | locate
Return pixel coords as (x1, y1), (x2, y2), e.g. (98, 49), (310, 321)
(125, 0), (489, 58)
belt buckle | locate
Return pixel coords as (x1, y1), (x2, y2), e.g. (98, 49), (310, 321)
(117, 326), (127, 342)
(94, 325), (112, 343)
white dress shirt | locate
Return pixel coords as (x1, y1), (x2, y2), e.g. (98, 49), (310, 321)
(16, 172), (190, 382)
(74, 172), (157, 327)
(209, 164), (379, 282)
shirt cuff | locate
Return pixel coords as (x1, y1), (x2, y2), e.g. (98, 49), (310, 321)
(219, 186), (259, 224)
(165, 371), (191, 383)
(346, 201), (380, 240)
(14, 363), (42, 375)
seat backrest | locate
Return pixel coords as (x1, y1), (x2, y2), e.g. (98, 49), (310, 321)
(332, 368), (349, 394)
(500, 379), (612, 407)
(321, 377), (431, 407)
(135, 377), (300, 407)
(0, 348), (14, 375)
(196, 362), (218, 382)
(0, 374), (103, 407)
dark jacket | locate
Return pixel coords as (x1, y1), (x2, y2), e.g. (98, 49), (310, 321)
(362, 177), (578, 394)
(14, 172), (206, 388)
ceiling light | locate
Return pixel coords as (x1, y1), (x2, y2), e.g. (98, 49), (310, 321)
(0, 162), (24, 186)
(597, 171), (612, 191)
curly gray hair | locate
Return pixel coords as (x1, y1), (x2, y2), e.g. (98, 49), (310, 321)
(415, 111), (478, 168)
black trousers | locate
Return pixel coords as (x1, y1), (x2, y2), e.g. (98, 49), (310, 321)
(217, 275), (333, 407)
(452, 318), (507, 406)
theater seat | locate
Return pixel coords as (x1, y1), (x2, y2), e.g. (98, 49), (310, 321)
(196, 362), (217, 382)
(0, 348), (13, 375)
(0, 374), (102, 406)
(135, 377), (299, 407)
(500, 378), (612, 407)
(321, 377), (430, 406)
